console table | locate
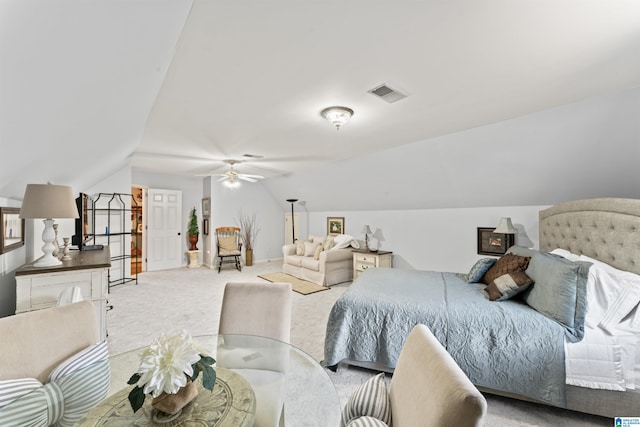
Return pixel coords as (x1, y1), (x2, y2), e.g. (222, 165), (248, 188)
(15, 248), (111, 340)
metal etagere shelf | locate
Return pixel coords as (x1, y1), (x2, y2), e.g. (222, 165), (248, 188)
(87, 193), (139, 289)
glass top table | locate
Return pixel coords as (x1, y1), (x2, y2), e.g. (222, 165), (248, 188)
(79, 334), (341, 426)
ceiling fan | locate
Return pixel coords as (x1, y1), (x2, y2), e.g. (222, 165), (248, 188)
(208, 160), (264, 186)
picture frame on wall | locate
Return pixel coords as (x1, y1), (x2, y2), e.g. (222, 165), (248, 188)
(477, 227), (514, 256)
(1, 207), (25, 254)
(202, 198), (210, 218)
(327, 217), (345, 236)
(203, 218), (209, 236)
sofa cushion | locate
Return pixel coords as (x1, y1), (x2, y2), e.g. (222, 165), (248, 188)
(284, 255), (304, 267)
(295, 241), (305, 256)
(301, 257), (320, 272)
(304, 241), (321, 257)
(314, 245), (324, 260)
(309, 234), (325, 244)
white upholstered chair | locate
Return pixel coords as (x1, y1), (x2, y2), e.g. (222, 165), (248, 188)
(0, 301), (108, 426)
(389, 324), (487, 427)
(217, 281), (292, 427)
(218, 281), (292, 342)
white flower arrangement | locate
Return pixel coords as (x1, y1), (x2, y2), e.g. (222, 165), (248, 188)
(127, 330), (216, 413)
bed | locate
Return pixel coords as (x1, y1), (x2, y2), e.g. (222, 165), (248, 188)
(323, 198), (640, 417)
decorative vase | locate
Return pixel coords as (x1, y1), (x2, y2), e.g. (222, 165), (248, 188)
(151, 379), (198, 416)
(61, 237), (71, 261)
(245, 248), (253, 266)
(188, 234), (198, 251)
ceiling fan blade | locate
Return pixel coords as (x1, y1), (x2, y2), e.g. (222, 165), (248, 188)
(239, 174), (264, 179)
(217, 176), (229, 182)
(238, 176), (258, 182)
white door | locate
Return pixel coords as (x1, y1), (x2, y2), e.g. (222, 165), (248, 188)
(147, 189), (183, 271)
(284, 213), (299, 244)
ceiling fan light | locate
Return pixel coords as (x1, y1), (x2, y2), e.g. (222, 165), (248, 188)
(223, 177), (240, 188)
(321, 106), (354, 130)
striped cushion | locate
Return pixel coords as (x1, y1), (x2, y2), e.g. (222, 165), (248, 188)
(347, 416), (389, 426)
(0, 340), (110, 427)
(341, 373), (391, 427)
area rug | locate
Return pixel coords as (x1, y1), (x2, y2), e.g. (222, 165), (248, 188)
(258, 272), (329, 295)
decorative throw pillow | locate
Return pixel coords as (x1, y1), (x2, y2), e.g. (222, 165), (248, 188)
(341, 373), (391, 427)
(304, 241), (320, 257)
(521, 251), (591, 342)
(323, 237), (335, 251)
(485, 271), (533, 301)
(482, 253), (531, 285)
(295, 241), (305, 256)
(218, 235), (237, 251)
(467, 258), (497, 283)
(347, 416), (389, 427)
(314, 244), (324, 260)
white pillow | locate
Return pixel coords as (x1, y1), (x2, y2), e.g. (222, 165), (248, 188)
(550, 248), (580, 261)
(331, 234), (355, 250)
(304, 241), (321, 257)
(578, 255), (640, 334)
(308, 234), (325, 244)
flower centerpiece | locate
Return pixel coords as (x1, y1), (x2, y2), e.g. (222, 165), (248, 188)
(127, 331), (216, 415)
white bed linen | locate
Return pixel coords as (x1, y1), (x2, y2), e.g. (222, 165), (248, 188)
(552, 250), (640, 390)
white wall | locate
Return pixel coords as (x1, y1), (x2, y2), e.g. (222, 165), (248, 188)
(302, 205), (546, 273)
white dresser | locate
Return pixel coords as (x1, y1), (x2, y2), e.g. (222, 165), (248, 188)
(353, 249), (393, 280)
(15, 248), (110, 340)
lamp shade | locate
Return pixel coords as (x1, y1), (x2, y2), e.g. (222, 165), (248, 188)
(361, 225), (372, 235)
(20, 184), (79, 219)
(494, 217), (517, 234)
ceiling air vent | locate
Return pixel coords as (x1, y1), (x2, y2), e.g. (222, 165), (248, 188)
(242, 154), (264, 159)
(368, 83), (407, 103)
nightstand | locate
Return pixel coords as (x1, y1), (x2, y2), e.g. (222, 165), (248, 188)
(353, 249), (393, 279)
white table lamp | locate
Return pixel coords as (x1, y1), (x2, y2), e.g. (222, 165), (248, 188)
(494, 217), (517, 234)
(361, 224), (373, 250)
(20, 183), (79, 267)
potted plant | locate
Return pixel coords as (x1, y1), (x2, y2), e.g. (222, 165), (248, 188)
(188, 207), (199, 250)
(237, 211), (259, 266)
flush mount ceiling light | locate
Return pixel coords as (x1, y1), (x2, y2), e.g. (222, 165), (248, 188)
(320, 106), (354, 130)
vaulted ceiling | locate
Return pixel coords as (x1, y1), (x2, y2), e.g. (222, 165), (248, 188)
(2, 0), (640, 205)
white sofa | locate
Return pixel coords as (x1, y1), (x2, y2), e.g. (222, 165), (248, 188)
(282, 234), (355, 286)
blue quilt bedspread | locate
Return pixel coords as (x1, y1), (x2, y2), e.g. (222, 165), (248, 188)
(324, 268), (567, 406)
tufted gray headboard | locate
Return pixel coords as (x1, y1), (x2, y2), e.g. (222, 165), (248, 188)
(539, 198), (640, 275)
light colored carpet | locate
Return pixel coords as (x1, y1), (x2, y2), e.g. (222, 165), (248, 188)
(258, 272), (329, 295)
(106, 261), (609, 426)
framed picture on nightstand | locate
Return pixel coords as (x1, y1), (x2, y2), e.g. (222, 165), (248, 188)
(477, 227), (514, 256)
